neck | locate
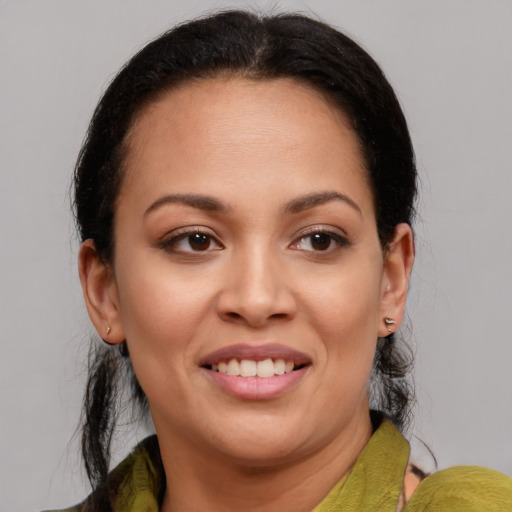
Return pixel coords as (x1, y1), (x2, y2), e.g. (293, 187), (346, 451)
(158, 411), (373, 512)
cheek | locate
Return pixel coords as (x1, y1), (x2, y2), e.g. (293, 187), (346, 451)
(304, 259), (383, 342)
(301, 256), (383, 389)
(114, 259), (216, 389)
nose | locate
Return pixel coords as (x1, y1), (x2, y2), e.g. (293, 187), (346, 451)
(216, 246), (297, 328)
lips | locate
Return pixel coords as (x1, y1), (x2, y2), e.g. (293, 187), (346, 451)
(201, 343), (311, 367)
(200, 344), (311, 400)
(214, 358), (294, 378)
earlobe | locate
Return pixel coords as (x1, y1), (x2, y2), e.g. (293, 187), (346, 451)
(378, 223), (415, 337)
(78, 239), (125, 345)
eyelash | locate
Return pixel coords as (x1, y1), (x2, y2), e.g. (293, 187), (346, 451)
(157, 228), (223, 254)
(157, 227), (350, 255)
(290, 228), (351, 253)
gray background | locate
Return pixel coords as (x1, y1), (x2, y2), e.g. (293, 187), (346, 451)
(1, 1), (511, 510)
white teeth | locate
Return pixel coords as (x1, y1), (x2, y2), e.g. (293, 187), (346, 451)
(211, 358), (298, 377)
(240, 359), (257, 377)
(274, 359), (285, 375)
(226, 358), (240, 376)
(257, 358), (274, 378)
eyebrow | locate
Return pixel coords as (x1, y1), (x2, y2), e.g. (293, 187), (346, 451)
(144, 194), (230, 216)
(144, 191), (361, 217)
(284, 191), (362, 216)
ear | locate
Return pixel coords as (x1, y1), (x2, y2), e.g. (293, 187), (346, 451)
(378, 223), (415, 337)
(78, 239), (125, 344)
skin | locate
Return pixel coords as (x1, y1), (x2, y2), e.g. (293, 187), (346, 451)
(79, 77), (414, 511)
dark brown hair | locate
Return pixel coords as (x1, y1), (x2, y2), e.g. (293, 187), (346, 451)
(74, 8), (417, 497)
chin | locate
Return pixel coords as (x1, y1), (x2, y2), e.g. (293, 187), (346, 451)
(215, 437), (309, 468)
(195, 410), (324, 468)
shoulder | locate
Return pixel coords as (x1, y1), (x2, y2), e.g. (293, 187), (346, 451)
(403, 465), (512, 512)
(41, 435), (163, 512)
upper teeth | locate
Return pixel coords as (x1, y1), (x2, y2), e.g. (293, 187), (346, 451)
(212, 358), (294, 377)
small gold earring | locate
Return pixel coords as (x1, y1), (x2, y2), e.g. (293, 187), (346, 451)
(106, 326), (111, 335)
(384, 317), (397, 333)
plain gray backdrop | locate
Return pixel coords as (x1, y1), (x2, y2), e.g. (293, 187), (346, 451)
(1, 1), (511, 510)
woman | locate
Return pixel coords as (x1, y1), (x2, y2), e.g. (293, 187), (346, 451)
(52, 9), (511, 512)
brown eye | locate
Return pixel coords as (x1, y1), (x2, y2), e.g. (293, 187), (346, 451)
(188, 233), (211, 251)
(159, 229), (222, 254)
(290, 229), (350, 253)
(310, 233), (331, 251)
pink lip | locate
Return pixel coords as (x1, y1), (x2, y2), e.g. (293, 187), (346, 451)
(200, 343), (311, 400)
(204, 366), (309, 400)
(200, 343), (311, 366)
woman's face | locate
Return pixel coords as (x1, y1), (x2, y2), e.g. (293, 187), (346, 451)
(82, 77), (412, 465)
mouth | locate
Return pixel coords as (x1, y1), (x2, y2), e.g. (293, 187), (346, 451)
(200, 343), (311, 377)
(200, 344), (311, 399)
(204, 358), (308, 378)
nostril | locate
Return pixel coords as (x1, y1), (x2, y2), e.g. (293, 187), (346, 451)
(221, 311), (292, 324)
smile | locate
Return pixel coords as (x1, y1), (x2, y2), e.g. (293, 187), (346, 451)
(208, 358), (297, 378)
(201, 344), (311, 399)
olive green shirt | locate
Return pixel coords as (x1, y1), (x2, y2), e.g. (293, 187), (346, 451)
(49, 419), (512, 511)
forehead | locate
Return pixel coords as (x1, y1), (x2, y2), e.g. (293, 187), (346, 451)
(120, 77), (373, 213)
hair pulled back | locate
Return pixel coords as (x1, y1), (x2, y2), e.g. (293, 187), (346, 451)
(74, 9), (417, 494)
